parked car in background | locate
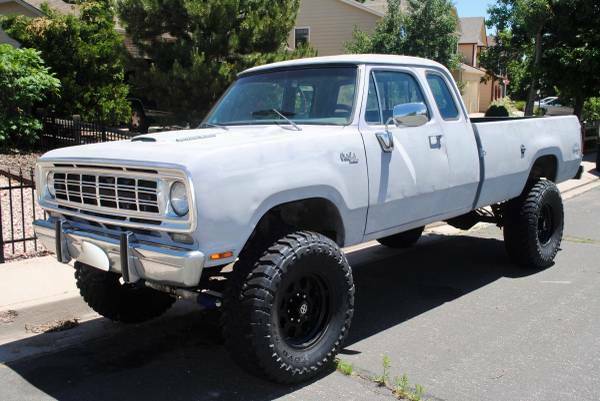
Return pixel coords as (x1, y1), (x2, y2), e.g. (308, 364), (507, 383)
(540, 98), (574, 116)
(539, 96), (558, 106)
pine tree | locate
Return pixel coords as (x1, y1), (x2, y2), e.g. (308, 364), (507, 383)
(118, 0), (311, 125)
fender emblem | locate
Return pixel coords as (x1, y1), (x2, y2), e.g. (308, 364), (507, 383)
(340, 152), (359, 164)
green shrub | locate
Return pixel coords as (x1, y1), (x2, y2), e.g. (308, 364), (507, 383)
(485, 105), (510, 117)
(0, 44), (60, 149)
(583, 97), (600, 122)
(514, 100), (526, 111)
(2, 1), (130, 124)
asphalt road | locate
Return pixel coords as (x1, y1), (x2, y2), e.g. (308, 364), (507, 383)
(1, 187), (599, 401)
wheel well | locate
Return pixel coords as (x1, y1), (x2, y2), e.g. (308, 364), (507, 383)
(529, 155), (558, 182)
(241, 198), (345, 257)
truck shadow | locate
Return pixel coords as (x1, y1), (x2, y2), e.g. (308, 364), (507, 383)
(2, 233), (543, 401)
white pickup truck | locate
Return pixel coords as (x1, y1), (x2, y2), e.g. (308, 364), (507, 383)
(33, 55), (582, 383)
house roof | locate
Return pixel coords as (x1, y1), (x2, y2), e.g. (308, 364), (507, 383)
(337, 0), (384, 17)
(360, 0), (388, 14)
(26, 0), (78, 14)
(459, 17), (486, 46)
(460, 62), (485, 76)
(241, 54), (447, 76)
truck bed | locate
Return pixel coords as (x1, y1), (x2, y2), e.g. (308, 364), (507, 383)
(471, 115), (582, 209)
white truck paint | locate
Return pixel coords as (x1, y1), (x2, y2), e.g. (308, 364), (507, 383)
(34, 54), (582, 287)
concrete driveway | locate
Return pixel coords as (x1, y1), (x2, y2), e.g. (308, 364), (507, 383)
(0, 186), (599, 401)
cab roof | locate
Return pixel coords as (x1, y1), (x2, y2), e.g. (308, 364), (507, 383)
(239, 54), (447, 76)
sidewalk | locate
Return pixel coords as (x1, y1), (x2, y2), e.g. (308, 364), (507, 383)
(0, 157), (597, 355)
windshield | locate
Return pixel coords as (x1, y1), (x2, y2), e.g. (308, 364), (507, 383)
(204, 67), (358, 126)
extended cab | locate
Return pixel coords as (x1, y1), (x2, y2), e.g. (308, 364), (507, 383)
(33, 55), (582, 383)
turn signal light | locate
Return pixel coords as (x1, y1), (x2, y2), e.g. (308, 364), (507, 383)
(210, 251), (234, 261)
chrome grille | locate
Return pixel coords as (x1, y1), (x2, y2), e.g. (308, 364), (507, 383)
(53, 172), (160, 214)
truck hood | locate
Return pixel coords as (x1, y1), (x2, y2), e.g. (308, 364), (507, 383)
(40, 125), (317, 168)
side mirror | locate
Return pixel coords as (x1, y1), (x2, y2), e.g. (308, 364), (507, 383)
(391, 103), (429, 128)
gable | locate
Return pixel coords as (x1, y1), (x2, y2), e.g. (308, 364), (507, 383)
(459, 17), (487, 46)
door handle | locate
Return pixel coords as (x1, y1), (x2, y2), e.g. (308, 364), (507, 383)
(376, 131), (394, 153)
(428, 134), (443, 149)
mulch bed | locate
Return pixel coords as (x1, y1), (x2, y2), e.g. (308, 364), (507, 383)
(0, 152), (41, 173)
(0, 152), (47, 262)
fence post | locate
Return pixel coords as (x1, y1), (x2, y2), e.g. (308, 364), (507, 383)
(0, 182), (4, 264)
(102, 125), (107, 142)
(73, 114), (81, 145)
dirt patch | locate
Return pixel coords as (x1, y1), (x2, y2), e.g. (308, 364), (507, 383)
(0, 310), (18, 324)
(25, 319), (80, 334)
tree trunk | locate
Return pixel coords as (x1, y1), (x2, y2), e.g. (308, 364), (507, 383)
(525, 29), (543, 116)
(574, 94), (585, 122)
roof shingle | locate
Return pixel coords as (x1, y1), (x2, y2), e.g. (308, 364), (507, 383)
(459, 17), (486, 45)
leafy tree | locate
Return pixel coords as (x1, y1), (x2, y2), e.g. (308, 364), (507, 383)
(346, 0), (460, 70)
(541, 0), (600, 119)
(583, 98), (600, 122)
(481, 0), (553, 116)
(1, 0), (131, 123)
(483, 0), (600, 120)
(0, 44), (60, 148)
(117, 0), (312, 125)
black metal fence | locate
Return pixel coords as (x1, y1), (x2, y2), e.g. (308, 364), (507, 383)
(40, 115), (137, 150)
(0, 168), (47, 263)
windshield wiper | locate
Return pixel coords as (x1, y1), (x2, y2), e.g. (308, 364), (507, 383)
(252, 109), (301, 131)
(252, 109), (296, 117)
(199, 122), (229, 131)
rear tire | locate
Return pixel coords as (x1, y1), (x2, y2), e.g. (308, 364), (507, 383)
(75, 262), (175, 323)
(377, 226), (424, 248)
(503, 179), (564, 268)
(222, 231), (354, 383)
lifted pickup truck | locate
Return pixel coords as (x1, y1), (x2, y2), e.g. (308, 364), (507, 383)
(34, 55), (582, 383)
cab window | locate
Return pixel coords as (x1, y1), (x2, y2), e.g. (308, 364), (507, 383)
(426, 74), (459, 120)
(366, 71), (429, 124)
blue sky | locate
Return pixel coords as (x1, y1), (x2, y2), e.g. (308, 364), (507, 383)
(454, 0), (491, 18)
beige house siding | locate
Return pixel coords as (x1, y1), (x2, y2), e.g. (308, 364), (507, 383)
(479, 78), (494, 112)
(458, 43), (474, 66)
(462, 74), (480, 114)
(289, 0), (381, 56)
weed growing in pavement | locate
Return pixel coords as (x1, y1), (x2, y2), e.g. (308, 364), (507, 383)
(392, 372), (426, 401)
(338, 355), (428, 400)
(411, 384), (425, 401)
(335, 358), (354, 376)
(373, 355), (391, 386)
(394, 374), (410, 398)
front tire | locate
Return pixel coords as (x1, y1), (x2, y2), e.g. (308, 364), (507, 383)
(377, 226), (424, 248)
(75, 262), (175, 323)
(503, 179), (564, 268)
(222, 231), (354, 383)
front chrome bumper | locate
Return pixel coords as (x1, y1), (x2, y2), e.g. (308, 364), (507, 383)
(33, 219), (205, 287)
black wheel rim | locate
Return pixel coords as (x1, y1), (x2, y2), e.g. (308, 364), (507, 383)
(537, 204), (554, 245)
(278, 274), (330, 349)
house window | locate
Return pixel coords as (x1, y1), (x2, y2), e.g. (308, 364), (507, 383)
(294, 27), (310, 48)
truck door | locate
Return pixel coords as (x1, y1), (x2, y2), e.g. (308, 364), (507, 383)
(424, 72), (480, 213)
(359, 67), (451, 236)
